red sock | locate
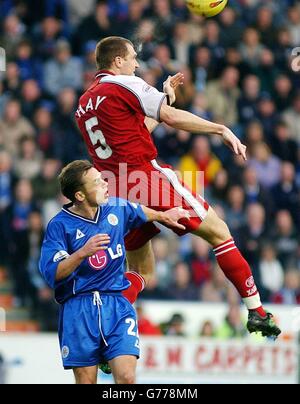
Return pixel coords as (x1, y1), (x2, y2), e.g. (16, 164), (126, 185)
(213, 238), (266, 316)
(122, 272), (145, 304)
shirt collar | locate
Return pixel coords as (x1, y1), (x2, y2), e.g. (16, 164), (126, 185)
(95, 69), (116, 79)
(62, 202), (101, 224)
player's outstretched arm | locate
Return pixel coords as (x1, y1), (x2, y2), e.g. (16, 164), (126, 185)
(160, 104), (247, 160)
(55, 234), (110, 281)
(141, 206), (190, 230)
(144, 72), (184, 133)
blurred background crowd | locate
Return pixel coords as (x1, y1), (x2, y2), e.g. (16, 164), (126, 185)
(0, 0), (300, 335)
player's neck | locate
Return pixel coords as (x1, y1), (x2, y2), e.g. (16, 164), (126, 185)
(69, 204), (98, 220)
(105, 67), (118, 75)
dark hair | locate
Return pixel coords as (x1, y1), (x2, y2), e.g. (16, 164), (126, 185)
(58, 160), (93, 202)
(95, 36), (133, 70)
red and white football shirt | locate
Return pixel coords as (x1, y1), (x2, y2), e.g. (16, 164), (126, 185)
(75, 70), (166, 173)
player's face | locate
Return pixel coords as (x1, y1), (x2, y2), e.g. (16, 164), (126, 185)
(119, 44), (139, 76)
(81, 168), (109, 206)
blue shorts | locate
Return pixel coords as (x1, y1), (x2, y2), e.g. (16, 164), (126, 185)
(58, 292), (140, 369)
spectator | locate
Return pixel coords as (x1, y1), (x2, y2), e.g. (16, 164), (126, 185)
(287, 5), (300, 46)
(201, 20), (225, 65)
(185, 236), (212, 287)
(271, 121), (298, 165)
(170, 22), (192, 67)
(20, 79), (43, 121)
(272, 210), (299, 267)
(225, 185), (247, 233)
(167, 261), (199, 301)
(0, 14), (26, 60)
(238, 75), (260, 125)
(179, 135), (222, 191)
(15, 40), (43, 84)
(33, 107), (56, 158)
(204, 66), (240, 127)
(272, 162), (300, 226)
(52, 88), (86, 163)
(258, 244), (284, 301)
(244, 120), (265, 156)
(13, 136), (43, 180)
(2, 62), (21, 98)
(0, 99), (35, 157)
(152, 236), (173, 288)
(271, 269), (300, 305)
(163, 313), (186, 336)
(199, 320), (216, 337)
(248, 142), (281, 189)
(239, 27), (265, 68)
(256, 91), (278, 141)
(243, 166), (273, 216)
(205, 168), (229, 206)
(31, 157), (61, 205)
(254, 7), (277, 48)
(200, 262), (228, 303)
(273, 75), (294, 112)
(283, 92), (300, 144)
(216, 304), (248, 339)
(81, 40), (97, 91)
(237, 203), (269, 267)
(189, 92), (213, 121)
(219, 7), (244, 49)
(72, 0), (115, 54)
(43, 39), (83, 97)
(33, 17), (65, 61)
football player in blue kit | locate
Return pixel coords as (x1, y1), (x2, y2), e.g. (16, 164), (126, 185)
(39, 160), (189, 384)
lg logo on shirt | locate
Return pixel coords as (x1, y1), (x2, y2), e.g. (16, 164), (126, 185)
(88, 244), (123, 270)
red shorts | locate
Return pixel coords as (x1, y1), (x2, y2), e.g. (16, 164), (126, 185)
(106, 159), (210, 250)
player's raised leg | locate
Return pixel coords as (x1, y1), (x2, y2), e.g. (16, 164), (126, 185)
(73, 365), (98, 384)
(126, 241), (155, 284)
(109, 355), (137, 384)
(194, 207), (281, 338)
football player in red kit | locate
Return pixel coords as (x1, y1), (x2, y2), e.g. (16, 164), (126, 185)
(75, 36), (281, 342)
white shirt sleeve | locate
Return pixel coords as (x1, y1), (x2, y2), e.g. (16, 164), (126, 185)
(100, 75), (166, 120)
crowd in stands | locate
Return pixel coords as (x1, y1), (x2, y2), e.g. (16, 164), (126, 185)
(0, 0), (300, 331)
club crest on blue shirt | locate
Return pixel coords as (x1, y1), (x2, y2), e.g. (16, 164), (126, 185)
(61, 345), (69, 359)
(107, 213), (118, 226)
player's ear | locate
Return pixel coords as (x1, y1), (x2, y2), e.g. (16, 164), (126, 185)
(75, 190), (85, 202)
(115, 56), (122, 68)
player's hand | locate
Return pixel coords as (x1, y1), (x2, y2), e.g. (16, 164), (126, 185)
(79, 234), (110, 257)
(163, 72), (184, 105)
(222, 126), (247, 161)
(160, 207), (190, 230)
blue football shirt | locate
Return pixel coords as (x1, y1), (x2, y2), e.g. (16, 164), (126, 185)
(39, 197), (147, 303)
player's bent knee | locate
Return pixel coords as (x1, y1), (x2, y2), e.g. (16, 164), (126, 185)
(114, 370), (135, 384)
(195, 208), (231, 246)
